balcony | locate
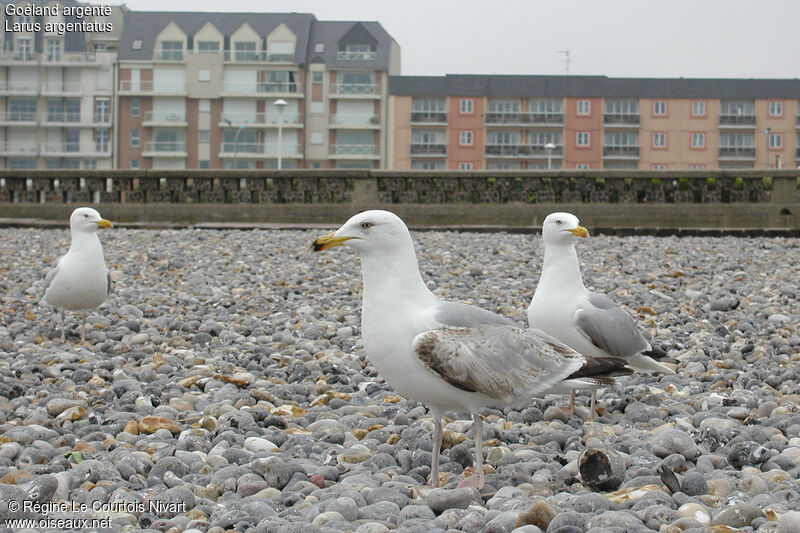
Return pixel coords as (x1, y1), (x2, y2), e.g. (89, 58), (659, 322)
(603, 113), (640, 127)
(718, 114), (756, 128)
(143, 111), (188, 127)
(42, 143), (111, 157)
(220, 81), (300, 96)
(0, 143), (37, 156)
(0, 112), (38, 126)
(330, 114), (380, 128)
(410, 143), (447, 156)
(42, 112), (82, 126)
(410, 111), (447, 124)
(41, 81), (82, 96)
(485, 112), (564, 126)
(718, 146), (756, 159)
(0, 51), (38, 64)
(527, 144), (564, 156)
(143, 141), (187, 157)
(0, 81), (38, 95)
(153, 49), (184, 61)
(220, 112), (301, 128)
(331, 84), (379, 97)
(602, 145), (640, 158)
(219, 143), (300, 158)
(42, 53), (100, 66)
(119, 80), (186, 95)
(330, 144), (379, 158)
(336, 50), (377, 61)
(485, 144), (529, 157)
(222, 50), (292, 63)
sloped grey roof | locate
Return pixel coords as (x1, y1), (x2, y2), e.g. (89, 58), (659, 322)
(306, 21), (396, 69)
(118, 11), (316, 62)
(390, 74), (800, 99)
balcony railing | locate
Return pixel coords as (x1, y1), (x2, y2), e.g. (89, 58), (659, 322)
(410, 143), (447, 155)
(221, 112), (300, 126)
(718, 114), (756, 127)
(528, 144), (564, 156)
(44, 112), (82, 124)
(0, 112), (38, 124)
(41, 81), (82, 94)
(603, 113), (640, 126)
(143, 111), (187, 124)
(410, 111), (447, 123)
(718, 146), (756, 158)
(0, 51), (38, 62)
(219, 143), (300, 156)
(154, 49), (184, 61)
(485, 112), (564, 125)
(330, 114), (380, 126)
(336, 50), (377, 61)
(602, 145), (640, 157)
(0, 81), (38, 93)
(221, 81), (299, 94)
(223, 50), (295, 62)
(0, 143), (37, 155)
(143, 141), (187, 154)
(42, 143), (111, 155)
(331, 144), (378, 156)
(485, 144), (527, 156)
(331, 83), (378, 96)
(119, 80), (187, 94)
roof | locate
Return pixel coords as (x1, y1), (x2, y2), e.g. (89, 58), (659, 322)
(306, 21), (396, 69)
(389, 74), (800, 99)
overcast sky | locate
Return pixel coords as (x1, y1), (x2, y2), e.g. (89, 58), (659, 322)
(119, 0), (800, 79)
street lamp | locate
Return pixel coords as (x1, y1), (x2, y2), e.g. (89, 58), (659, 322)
(223, 118), (245, 169)
(274, 98), (288, 169)
(545, 142), (556, 170)
(763, 127), (771, 169)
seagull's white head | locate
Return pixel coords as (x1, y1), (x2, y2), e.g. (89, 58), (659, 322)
(69, 207), (112, 233)
(312, 210), (413, 257)
(541, 212), (588, 246)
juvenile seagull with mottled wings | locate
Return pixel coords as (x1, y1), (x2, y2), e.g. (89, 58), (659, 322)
(42, 207), (113, 342)
(313, 210), (629, 489)
(527, 212), (675, 420)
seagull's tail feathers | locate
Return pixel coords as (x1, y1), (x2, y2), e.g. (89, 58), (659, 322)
(628, 353), (678, 375)
(546, 355), (634, 393)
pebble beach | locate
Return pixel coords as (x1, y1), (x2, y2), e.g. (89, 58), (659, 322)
(0, 226), (799, 533)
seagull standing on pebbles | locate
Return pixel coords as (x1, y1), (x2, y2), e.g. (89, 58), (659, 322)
(43, 207), (113, 342)
(313, 210), (630, 489)
(527, 212), (675, 420)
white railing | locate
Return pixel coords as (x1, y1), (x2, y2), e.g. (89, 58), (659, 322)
(41, 143), (111, 155)
(336, 50), (377, 61)
(0, 51), (38, 62)
(221, 112), (300, 125)
(143, 141), (186, 153)
(119, 80), (187, 93)
(0, 112), (37, 123)
(143, 111), (187, 123)
(331, 144), (378, 156)
(330, 114), (380, 126)
(331, 83), (378, 95)
(153, 49), (184, 61)
(41, 81), (82, 94)
(0, 81), (38, 92)
(221, 81), (300, 94)
(44, 113), (82, 124)
(219, 143), (300, 156)
(223, 50), (267, 62)
(0, 143), (37, 154)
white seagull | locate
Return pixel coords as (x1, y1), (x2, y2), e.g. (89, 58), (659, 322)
(527, 212), (675, 420)
(43, 207), (113, 342)
(313, 210), (629, 489)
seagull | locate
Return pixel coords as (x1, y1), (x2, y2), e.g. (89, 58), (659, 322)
(43, 207), (113, 342)
(313, 210), (630, 489)
(527, 212), (675, 420)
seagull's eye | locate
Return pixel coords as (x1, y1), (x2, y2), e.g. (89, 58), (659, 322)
(83, 214), (89, 218)
(361, 221), (374, 230)
(555, 220), (562, 226)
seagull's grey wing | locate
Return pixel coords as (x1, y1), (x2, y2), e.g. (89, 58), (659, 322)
(42, 255), (65, 293)
(575, 292), (649, 357)
(412, 325), (584, 401)
(434, 301), (515, 328)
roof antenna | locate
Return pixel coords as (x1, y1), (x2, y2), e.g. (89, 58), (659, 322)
(558, 49), (572, 75)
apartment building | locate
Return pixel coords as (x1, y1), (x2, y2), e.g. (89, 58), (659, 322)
(389, 75), (800, 170)
(115, 11), (399, 170)
(0, 0), (123, 170)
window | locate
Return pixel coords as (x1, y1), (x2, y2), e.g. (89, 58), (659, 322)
(337, 71), (374, 94)
(95, 129), (110, 153)
(412, 161), (446, 170)
(93, 42), (106, 52)
(312, 71), (323, 83)
(576, 163), (590, 169)
(132, 39), (142, 50)
(652, 164), (666, 170)
(691, 132), (705, 148)
(10, 159), (35, 169)
(769, 101), (783, 117)
(576, 132), (590, 147)
(577, 100), (591, 115)
(65, 100), (80, 122)
(17, 39), (32, 60)
(459, 99), (473, 114)
(95, 98), (110, 123)
(63, 159), (80, 169)
(130, 159), (140, 169)
(130, 129), (140, 147)
(160, 41), (183, 60)
(46, 39), (61, 62)
(65, 129), (80, 152)
(198, 130), (210, 142)
(199, 99), (210, 112)
(83, 160), (97, 169)
(314, 43), (325, 53)
(459, 162), (473, 170)
(9, 99), (36, 121)
(154, 130), (186, 151)
(47, 100), (63, 122)
(459, 131), (473, 146)
(691, 101), (706, 117)
(652, 132), (667, 148)
(690, 164), (705, 169)
(130, 98), (140, 117)
(197, 41), (220, 53)
(310, 161), (323, 169)
(769, 133), (782, 149)
(268, 42), (295, 61)
(653, 101), (667, 116)
(234, 42), (257, 61)
(198, 69), (210, 82)
(198, 160), (210, 169)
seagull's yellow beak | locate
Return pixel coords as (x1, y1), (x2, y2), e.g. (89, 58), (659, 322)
(312, 231), (351, 251)
(95, 219), (113, 229)
(568, 225), (588, 238)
